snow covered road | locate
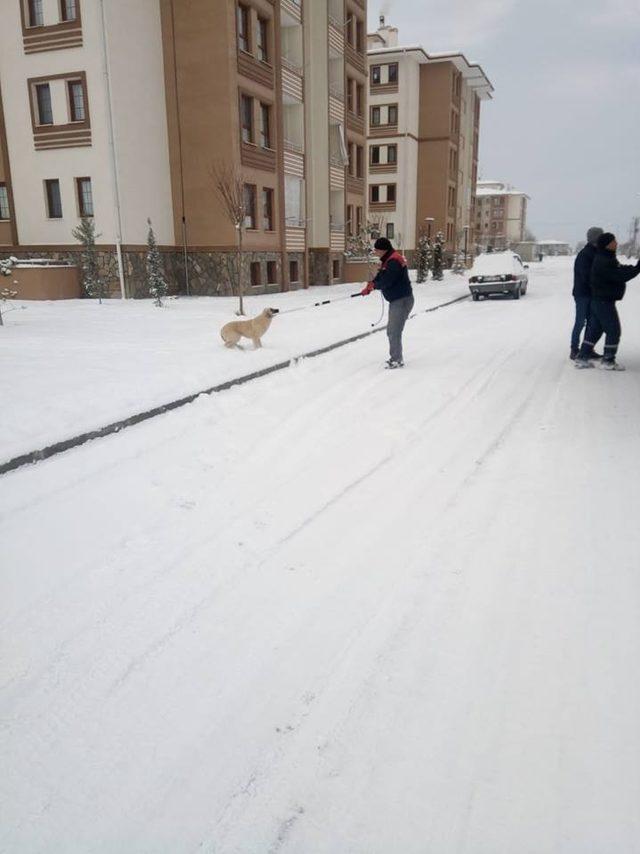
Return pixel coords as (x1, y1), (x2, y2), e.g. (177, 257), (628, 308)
(2, 258), (640, 852)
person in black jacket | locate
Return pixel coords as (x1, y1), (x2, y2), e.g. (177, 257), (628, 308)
(575, 232), (640, 371)
(571, 226), (603, 359)
(361, 237), (414, 368)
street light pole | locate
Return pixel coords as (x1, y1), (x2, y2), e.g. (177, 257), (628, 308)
(463, 225), (469, 266)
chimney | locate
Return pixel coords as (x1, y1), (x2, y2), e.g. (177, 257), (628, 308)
(377, 19), (399, 48)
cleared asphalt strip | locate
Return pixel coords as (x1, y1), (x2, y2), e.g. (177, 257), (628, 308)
(0, 293), (469, 476)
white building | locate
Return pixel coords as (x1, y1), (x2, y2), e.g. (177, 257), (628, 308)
(475, 179), (529, 249)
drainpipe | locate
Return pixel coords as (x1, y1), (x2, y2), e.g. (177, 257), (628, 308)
(99, 0), (126, 300)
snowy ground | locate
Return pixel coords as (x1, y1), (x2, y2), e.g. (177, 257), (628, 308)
(2, 257), (640, 853)
(0, 273), (467, 462)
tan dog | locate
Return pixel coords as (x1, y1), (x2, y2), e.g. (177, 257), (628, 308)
(220, 307), (279, 349)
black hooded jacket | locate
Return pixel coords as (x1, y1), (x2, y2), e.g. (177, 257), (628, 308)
(373, 250), (413, 302)
(573, 242), (597, 298)
(590, 249), (640, 302)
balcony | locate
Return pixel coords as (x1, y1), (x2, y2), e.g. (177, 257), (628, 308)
(281, 0), (302, 25)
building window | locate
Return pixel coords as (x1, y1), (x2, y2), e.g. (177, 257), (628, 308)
(267, 260), (277, 284)
(347, 204), (354, 235)
(250, 261), (261, 287)
(346, 13), (354, 46)
(45, 179), (63, 219)
(356, 19), (364, 53)
(240, 94), (253, 143)
(262, 187), (274, 230)
(387, 184), (396, 203)
(35, 83), (53, 125)
(60, 0), (77, 22)
(289, 259), (299, 283)
(371, 106), (380, 126)
(370, 146), (380, 165)
(332, 259), (340, 279)
(259, 102), (271, 148)
(386, 223), (394, 240)
(388, 63), (398, 84)
(371, 65), (381, 85)
(237, 3), (250, 52)
(243, 183), (256, 229)
(356, 145), (363, 178)
(67, 80), (85, 122)
(257, 16), (268, 62)
(27, 0), (44, 27)
(356, 83), (363, 116)
(356, 206), (363, 233)
(76, 177), (93, 217)
(0, 184), (10, 220)
(370, 185), (380, 203)
(347, 78), (354, 113)
(388, 105), (398, 125)
(387, 144), (397, 164)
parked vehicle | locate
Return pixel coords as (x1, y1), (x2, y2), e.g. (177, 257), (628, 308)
(468, 251), (529, 301)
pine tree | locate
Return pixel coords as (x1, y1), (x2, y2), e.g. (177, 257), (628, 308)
(0, 256), (18, 327)
(72, 217), (106, 303)
(432, 231), (445, 281)
(146, 219), (168, 306)
(416, 230), (432, 283)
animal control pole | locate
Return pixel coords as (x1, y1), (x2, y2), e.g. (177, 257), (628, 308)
(278, 292), (364, 315)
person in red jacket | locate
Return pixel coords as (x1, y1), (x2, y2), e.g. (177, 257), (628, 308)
(361, 237), (414, 368)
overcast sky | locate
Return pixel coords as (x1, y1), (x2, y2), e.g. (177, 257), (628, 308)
(368, 0), (640, 245)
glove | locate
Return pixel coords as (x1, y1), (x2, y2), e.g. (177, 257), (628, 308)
(360, 281), (374, 296)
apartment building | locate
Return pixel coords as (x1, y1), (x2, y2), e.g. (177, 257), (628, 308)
(475, 179), (529, 249)
(366, 19), (493, 261)
(0, 0), (368, 297)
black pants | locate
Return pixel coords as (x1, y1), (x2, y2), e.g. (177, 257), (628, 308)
(580, 298), (621, 361)
(571, 296), (591, 351)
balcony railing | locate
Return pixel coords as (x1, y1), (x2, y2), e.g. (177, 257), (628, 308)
(328, 14), (344, 30)
(281, 55), (303, 76)
(284, 138), (304, 154)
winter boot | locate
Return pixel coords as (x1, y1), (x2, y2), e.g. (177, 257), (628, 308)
(385, 359), (404, 369)
(570, 348), (578, 360)
(600, 359), (626, 371)
(586, 351), (603, 360)
(574, 357), (595, 370)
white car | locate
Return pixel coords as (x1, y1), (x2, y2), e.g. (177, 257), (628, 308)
(468, 251), (529, 301)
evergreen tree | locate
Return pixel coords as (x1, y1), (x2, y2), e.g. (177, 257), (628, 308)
(146, 219), (168, 306)
(72, 217), (106, 303)
(0, 256), (18, 327)
(416, 230), (431, 283)
(432, 231), (445, 280)
(451, 248), (466, 275)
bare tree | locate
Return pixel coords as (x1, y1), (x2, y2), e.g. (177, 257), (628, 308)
(212, 163), (247, 315)
(345, 215), (387, 283)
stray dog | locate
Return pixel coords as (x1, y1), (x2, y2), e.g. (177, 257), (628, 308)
(220, 307), (279, 349)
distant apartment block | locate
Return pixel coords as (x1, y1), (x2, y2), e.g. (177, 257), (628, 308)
(366, 18), (493, 259)
(475, 180), (529, 249)
(0, 0), (369, 296)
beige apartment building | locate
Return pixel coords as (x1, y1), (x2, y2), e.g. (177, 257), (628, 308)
(0, 0), (368, 297)
(475, 180), (529, 249)
(366, 18), (493, 261)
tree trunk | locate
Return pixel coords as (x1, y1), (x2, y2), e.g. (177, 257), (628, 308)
(237, 228), (245, 315)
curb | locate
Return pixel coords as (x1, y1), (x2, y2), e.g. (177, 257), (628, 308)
(0, 293), (469, 476)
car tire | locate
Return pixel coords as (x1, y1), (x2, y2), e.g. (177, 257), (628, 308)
(472, 293), (479, 301)
(512, 287), (520, 300)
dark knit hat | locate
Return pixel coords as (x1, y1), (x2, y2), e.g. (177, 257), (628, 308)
(586, 226), (603, 245)
(596, 232), (615, 251)
(374, 237), (393, 252)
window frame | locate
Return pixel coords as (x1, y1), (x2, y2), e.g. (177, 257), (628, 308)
(35, 82), (54, 125)
(256, 16), (269, 63)
(67, 78), (85, 123)
(371, 65), (381, 85)
(262, 186), (274, 231)
(26, 0), (44, 28)
(44, 178), (63, 219)
(388, 63), (398, 84)
(240, 93), (254, 144)
(76, 176), (93, 217)
(237, 3), (250, 53)
(259, 102), (271, 149)
(0, 184), (10, 221)
(289, 258), (299, 283)
(243, 183), (257, 230)
(59, 0), (77, 22)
